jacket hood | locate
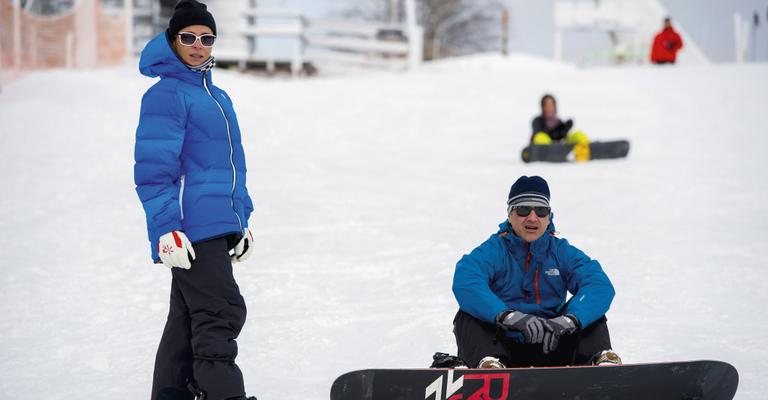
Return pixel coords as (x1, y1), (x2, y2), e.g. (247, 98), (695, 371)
(139, 32), (208, 84)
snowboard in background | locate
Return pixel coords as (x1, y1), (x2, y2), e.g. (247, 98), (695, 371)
(330, 360), (738, 400)
(521, 140), (630, 163)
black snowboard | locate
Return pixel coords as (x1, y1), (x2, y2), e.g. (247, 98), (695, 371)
(330, 360), (738, 400)
(521, 140), (630, 163)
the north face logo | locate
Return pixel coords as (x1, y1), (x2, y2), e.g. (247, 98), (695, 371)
(545, 268), (560, 276)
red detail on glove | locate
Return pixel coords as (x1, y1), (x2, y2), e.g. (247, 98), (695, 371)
(172, 231), (183, 248)
(160, 244), (173, 255)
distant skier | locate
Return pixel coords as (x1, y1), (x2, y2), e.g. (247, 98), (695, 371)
(650, 17), (684, 64)
(452, 176), (621, 368)
(134, 1), (257, 399)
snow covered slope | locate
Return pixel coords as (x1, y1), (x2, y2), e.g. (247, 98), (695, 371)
(1, 55), (767, 399)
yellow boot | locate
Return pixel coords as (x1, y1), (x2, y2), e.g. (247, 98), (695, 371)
(532, 131), (553, 145)
(567, 130), (590, 162)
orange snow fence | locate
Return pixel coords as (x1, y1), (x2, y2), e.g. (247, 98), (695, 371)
(1, 0), (127, 88)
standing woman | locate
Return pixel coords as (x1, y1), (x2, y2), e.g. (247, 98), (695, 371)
(134, 1), (256, 399)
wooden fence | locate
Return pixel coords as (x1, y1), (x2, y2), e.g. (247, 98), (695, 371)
(0, 0), (127, 88)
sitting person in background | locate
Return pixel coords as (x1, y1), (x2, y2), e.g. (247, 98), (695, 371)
(531, 94), (573, 144)
(530, 94), (590, 160)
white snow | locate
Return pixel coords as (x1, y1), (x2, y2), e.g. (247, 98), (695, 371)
(1, 55), (767, 399)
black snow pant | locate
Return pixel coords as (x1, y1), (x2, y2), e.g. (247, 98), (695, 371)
(151, 237), (247, 400)
(454, 310), (612, 368)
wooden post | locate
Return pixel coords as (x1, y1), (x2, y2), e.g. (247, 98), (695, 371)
(501, 8), (509, 56)
(291, 22), (304, 78)
(553, 28), (563, 62)
(404, 0), (422, 69)
(31, 27), (37, 68)
(13, 0), (22, 68)
(124, 0), (134, 54)
(74, 0), (98, 68)
(389, 0), (399, 23)
(734, 12), (745, 63)
(66, 32), (74, 68)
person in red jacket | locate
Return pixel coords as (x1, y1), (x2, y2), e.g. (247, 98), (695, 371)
(650, 17), (684, 64)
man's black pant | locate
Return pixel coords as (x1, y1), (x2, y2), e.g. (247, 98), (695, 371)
(454, 310), (611, 368)
(151, 237), (247, 400)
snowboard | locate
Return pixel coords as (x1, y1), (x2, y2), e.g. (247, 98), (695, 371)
(521, 140), (630, 163)
(330, 360), (738, 400)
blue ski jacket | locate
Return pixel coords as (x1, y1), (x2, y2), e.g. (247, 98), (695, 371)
(453, 217), (614, 330)
(135, 33), (253, 262)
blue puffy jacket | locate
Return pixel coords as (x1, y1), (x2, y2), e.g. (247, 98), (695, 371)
(135, 33), (253, 262)
(453, 216), (614, 331)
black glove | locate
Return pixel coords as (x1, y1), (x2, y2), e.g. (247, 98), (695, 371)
(551, 119), (573, 141)
(497, 311), (549, 344)
(542, 315), (579, 354)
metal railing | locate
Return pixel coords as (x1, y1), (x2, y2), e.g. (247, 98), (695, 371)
(216, 2), (423, 76)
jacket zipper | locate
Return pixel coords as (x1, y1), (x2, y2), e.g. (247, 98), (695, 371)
(524, 245), (541, 305)
(179, 174), (185, 220)
(202, 72), (243, 231)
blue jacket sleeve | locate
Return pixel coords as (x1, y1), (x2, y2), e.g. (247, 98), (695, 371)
(242, 188), (254, 225)
(235, 182), (253, 227)
(452, 236), (508, 324)
(134, 83), (186, 238)
(557, 239), (615, 328)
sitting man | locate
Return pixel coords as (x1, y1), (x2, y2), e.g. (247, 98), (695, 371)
(452, 176), (621, 368)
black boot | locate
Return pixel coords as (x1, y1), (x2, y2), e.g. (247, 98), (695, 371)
(187, 381), (206, 400)
(188, 379), (257, 400)
(156, 387), (194, 400)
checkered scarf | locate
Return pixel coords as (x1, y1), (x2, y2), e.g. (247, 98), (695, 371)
(189, 56), (216, 73)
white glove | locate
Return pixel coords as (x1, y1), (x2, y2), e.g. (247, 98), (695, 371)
(231, 228), (254, 263)
(157, 231), (196, 269)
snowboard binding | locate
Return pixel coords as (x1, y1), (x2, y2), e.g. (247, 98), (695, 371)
(430, 352), (468, 368)
(592, 350), (622, 366)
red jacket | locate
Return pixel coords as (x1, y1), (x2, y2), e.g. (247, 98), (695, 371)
(650, 27), (683, 63)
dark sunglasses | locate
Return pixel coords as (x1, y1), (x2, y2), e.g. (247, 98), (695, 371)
(512, 206), (551, 218)
(177, 32), (216, 47)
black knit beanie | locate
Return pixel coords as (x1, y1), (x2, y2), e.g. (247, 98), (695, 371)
(506, 176), (551, 213)
(167, 0), (217, 38)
